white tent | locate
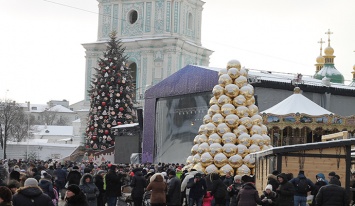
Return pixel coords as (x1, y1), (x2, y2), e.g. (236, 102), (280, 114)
(262, 88), (332, 116)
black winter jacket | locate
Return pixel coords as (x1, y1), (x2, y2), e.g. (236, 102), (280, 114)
(12, 186), (54, 206)
(105, 170), (123, 197)
(65, 192), (89, 206)
(66, 170), (82, 186)
(38, 179), (55, 199)
(315, 184), (347, 206)
(275, 173), (295, 206)
(130, 171), (147, 199)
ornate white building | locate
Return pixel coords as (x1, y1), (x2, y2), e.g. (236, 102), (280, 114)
(82, 0), (213, 103)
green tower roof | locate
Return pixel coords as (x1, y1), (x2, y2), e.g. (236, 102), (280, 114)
(314, 64), (344, 84)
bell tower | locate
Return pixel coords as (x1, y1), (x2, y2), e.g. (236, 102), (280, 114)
(83, 0), (213, 103)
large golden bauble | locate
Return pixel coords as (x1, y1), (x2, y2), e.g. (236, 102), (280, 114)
(212, 85), (224, 98)
(227, 68), (240, 79)
(262, 134), (271, 146)
(208, 133), (222, 145)
(240, 85), (254, 99)
(194, 135), (200, 144)
(222, 143), (238, 157)
(248, 105), (259, 116)
(218, 74), (233, 87)
(225, 114), (239, 128)
(200, 152), (214, 167)
(191, 144), (199, 155)
(203, 115), (212, 124)
(229, 154), (243, 168)
(251, 134), (263, 145)
(238, 133), (251, 147)
(237, 164), (251, 176)
(198, 142), (210, 154)
(193, 154), (201, 163)
(250, 125), (262, 136)
(209, 97), (218, 106)
(227, 59), (241, 70)
(222, 132), (237, 144)
(244, 154), (256, 169)
(219, 164), (234, 176)
(233, 95), (246, 107)
(214, 153), (228, 168)
(217, 123), (231, 136)
(251, 114), (263, 126)
(233, 125), (248, 137)
(209, 143), (223, 156)
(245, 96), (256, 106)
(249, 144), (261, 153)
(198, 124), (206, 135)
(205, 123), (217, 136)
(234, 76), (248, 88)
(205, 164), (219, 174)
(193, 163), (205, 173)
(240, 117), (253, 129)
(236, 144), (249, 157)
(224, 84), (240, 98)
(199, 134), (208, 143)
(236, 106), (249, 118)
(211, 114), (224, 126)
(218, 95), (232, 107)
(218, 68), (228, 77)
(221, 104), (236, 117)
(239, 68), (248, 77)
(261, 125), (268, 135)
(186, 155), (194, 164)
(208, 104), (220, 116)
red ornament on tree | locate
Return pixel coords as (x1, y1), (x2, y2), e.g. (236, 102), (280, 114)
(117, 122), (122, 125)
(119, 107), (124, 112)
(90, 126), (94, 131)
(104, 130), (109, 135)
(102, 102), (106, 106)
(92, 136), (97, 140)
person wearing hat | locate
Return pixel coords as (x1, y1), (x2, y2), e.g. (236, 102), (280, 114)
(274, 173), (295, 206)
(0, 186), (12, 206)
(130, 168), (147, 206)
(66, 166), (82, 187)
(186, 173), (207, 206)
(167, 170), (181, 206)
(79, 173), (99, 206)
(260, 184), (277, 206)
(227, 175), (243, 206)
(94, 170), (106, 206)
(38, 172), (56, 200)
(65, 184), (89, 206)
(315, 177), (348, 206)
(105, 164), (123, 206)
(12, 178), (54, 206)
(53, 163), (67, 200)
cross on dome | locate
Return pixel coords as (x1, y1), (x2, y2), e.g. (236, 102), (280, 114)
(325, 29), (333, 47)
(318, 38), (325, 55)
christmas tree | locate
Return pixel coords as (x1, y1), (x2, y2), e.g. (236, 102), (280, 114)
(184, 60), (272, 176)
(86, 31), (137, 150)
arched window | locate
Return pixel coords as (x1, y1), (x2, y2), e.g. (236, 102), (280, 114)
(128, 10), (138, 24)
(188, 13), (193, 30)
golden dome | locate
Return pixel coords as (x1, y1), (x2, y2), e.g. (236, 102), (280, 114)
(294, 87), (301, 94)
(227, 59), (241, 70)
(316, 55), (325, 64)
(324, 46), (334, 56)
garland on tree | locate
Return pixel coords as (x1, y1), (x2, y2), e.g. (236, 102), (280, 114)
(86, 31), (137, 150)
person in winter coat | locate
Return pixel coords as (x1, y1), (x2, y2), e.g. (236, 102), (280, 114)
(66, 166), (82, 186)
(79, 173), (99, 206)
(223, 172), (234, 206)
(65, 184), (89, 206)
(315, 177), (348, 206)
(210, 173), (227, 206)
(311, 173), (327, 206)
(289, 170), (315, 206)
(53, 163), (67, 200)
(105, 165), (123, 206)
(167, 170), (181, 206)
(227, 175), (243, 206)
(235, 182), (263, 206)
(266, 173), (279, 192)
(260, 184), (277, 206)
(0, 186), (12, 206)
(187, 173), (207, 206)
(181, 170), (198, 206)
(38, 172), (56, 200)
(12, 178), (54, 206)
(203, 191), (213, 206)
(130, 169), (147, 206)
(146, 173), (168, 206)
(275, 173), (295, 206)
(94, 170), (106, 206)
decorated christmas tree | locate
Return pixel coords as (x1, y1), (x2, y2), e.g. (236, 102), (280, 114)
(86, 31), (137, 150)
(184, 60), (272, 176)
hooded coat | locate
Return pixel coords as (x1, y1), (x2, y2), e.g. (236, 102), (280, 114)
(12, 186), (54, 206)
(146, 173), (167, 204)
(266, 174), (279, 192)
(235, 183), (263, 206)
(79, 173), (99, 206)
(64, 190), (89, 206)
(38, 178), (55, 199)
(167, 174), (181, 205)
(275, 173), (295, 206)
(315, 177), (348, 206)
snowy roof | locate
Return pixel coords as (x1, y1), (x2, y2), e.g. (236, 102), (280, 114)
(19, 103), (48, 112)
(112, 123), (139, 129)
(261, 90), (333, 115)
(48, 105), (74, 113)
(32, 125), (73, 136)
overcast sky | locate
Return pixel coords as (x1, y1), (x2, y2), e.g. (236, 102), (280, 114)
(1, 0), (354, 105)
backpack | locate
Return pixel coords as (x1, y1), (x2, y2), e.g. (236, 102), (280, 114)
(296, 178), (309, 194)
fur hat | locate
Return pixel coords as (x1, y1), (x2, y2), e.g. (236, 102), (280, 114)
(24, 178), (38, 187)
(234, 175), (242, 181)
(328, 171), (336, 177)
(265, 184), (273, 191)
(0, 186), (12, 203)
(67, 184), (81, 195)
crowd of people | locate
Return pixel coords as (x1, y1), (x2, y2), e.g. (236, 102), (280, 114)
(0, 159), (351, 206)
